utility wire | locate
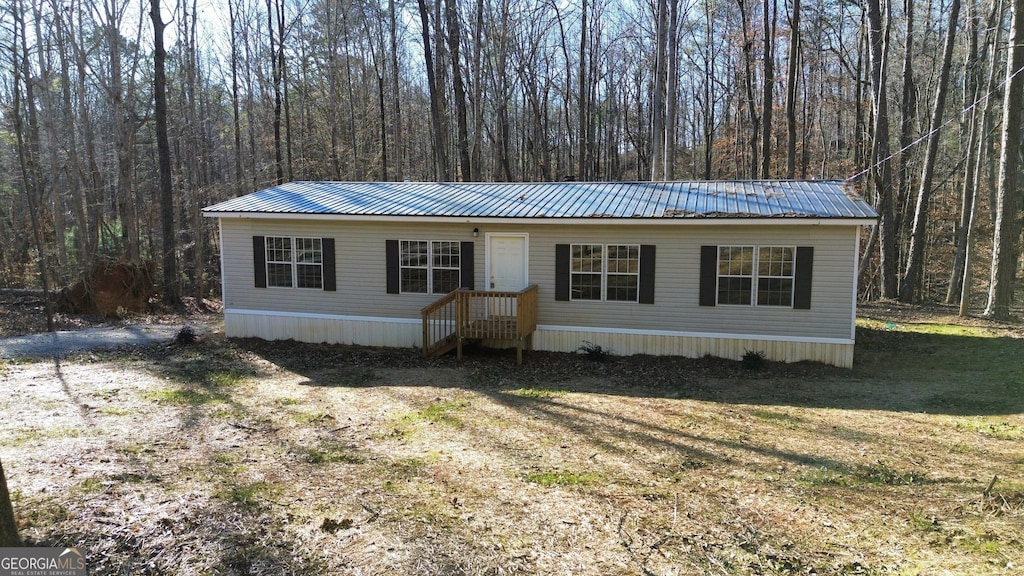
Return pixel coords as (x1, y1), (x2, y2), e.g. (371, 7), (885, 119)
(847, 59), (1024, 184)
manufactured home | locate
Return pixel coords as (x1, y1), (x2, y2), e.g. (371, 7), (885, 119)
(202, 180), (877, 367)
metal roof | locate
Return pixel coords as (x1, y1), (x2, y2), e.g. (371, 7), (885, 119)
(202, 180), (878, 221)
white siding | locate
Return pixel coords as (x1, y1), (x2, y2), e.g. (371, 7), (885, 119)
(217, 218), (862, 366)
(225, 311), (420, 347)
(222, 311), (854, 367)
(532, 328), (854, 368)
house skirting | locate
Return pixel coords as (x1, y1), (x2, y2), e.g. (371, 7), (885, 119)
(531, 326), (853, 368)
(224, 310), (855, 368)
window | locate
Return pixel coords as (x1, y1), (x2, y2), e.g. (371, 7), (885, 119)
(756, 246), (794, 306)
(400, 240), (461, 294)
(265, 236), (323, 289)
(716, 245), (794, 306)
(716, 246), (753, 305)
(570, 243), (640, 302)
(253, 236), (335, 291)
(266, 237), (294, 288)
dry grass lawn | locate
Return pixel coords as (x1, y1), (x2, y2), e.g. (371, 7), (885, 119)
(1, 303), (1022, 575)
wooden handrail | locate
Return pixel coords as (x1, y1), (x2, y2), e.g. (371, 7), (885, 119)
(421, 285), (539, 362)
(420, 289), (463, 358)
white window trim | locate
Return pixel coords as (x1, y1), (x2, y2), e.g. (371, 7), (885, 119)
(265, 236), (323, 290)
(399, 239), (461, 295)
(569, 243), (641, 303)
(716, 245), (795, 307)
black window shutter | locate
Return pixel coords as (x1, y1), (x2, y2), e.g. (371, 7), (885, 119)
(639, 244), (656, 304)
(793, 246), (814, 309)
(322, 238), (336, 291)
(386, 239), (400, 294)
(460, 241), (475, 289)
(555, 244), (570, 301)
(253, 236), (267, 288)
(699, 245), (718, 306)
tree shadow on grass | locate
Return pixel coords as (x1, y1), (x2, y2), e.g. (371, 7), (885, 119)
(233, 325), (1024, 416)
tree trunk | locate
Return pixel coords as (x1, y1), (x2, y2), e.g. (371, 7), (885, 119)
(865, 0), (898, 298)
(57, 3), (93, 265)
(956, 0), (1006, 313)
(445, 0), (472, 181)
(899, 0), (961, 302)
(664, 0), (679, 180)
(492, 0), (514, 181)
(650, 0), (669, 180)
(100, 0), (141, 262)
(12, 0), (54, 332)
(760, 0), (776, 178)
(151, 0), (178, 306)
(229, 0), (245, 193)
(417, 0), (450, 180)
(896, 0), (918, 249)
(737, 0), (760, 178)
(983, 0), (1024, 319)
(470, 0), (484, 179)
(784, 0), (801, 179)
(702, 4), (714, 179)
(853, 16), (866, 169)
(947, 0), (983, 305)
(0, 458), (19, 547)
(277, 0), (293, 181)
(32, 5), (70, 274)
(577, 0), (590, 180)
(340, 8), (359, 176)
(267, 0), (284, 184)
(389, 0), (403, 180)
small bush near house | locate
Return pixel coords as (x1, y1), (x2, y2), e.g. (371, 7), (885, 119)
(742, 349), (766, 370)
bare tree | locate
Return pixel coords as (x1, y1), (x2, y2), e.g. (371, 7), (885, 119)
(267, 0), (284, 184)
(761, 0), (777, 177)
(952, 0), (1006, 312)
(663, 0), (679, 179)
(389, 0), (404, 180)
(864, 0), (898, 298)
(650, 0), (669, 180)
(11, 0), (55, 331)
(418, 0), (450, 180)
(229, 0), (245, 193)
(784, 0), (801, 178)
(895, 0), (918, 248)
(984, 0), (1024, 319)
(445, 0), (472, 181)
(899, 0), (961, 302)
(151, 0), (179, 306)
(737, 0), (761, 178)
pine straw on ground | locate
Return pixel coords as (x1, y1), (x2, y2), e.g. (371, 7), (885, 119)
(1, 306), (1022, 575)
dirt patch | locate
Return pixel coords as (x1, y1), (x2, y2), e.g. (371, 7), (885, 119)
(56, 261), (156, 316)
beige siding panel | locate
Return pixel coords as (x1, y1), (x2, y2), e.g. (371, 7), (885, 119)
(218, 218), (861, 362)
(221, 219), (483, 319)
(521, 223), (858, 341)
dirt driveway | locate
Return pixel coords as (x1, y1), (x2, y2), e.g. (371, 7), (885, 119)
(0, 322), (218, 359)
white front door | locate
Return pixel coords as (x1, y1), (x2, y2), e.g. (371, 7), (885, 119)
(488, 234), (528, 292)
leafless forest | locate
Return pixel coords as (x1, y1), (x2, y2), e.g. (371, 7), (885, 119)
(1, 0), (1023, 315)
